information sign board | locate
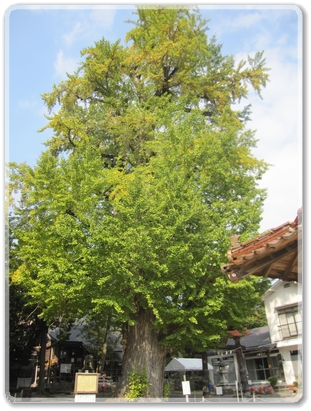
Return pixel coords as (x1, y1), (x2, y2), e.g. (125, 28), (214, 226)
(182, 380), (191, 395)
(74, 373), (98, 394)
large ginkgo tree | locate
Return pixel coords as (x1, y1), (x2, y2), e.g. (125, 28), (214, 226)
(9, 7), (270, 398)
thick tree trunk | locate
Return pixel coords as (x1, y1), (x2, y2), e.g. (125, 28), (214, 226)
(114, 308), (167, 399)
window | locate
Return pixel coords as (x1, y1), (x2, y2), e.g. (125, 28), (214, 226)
(277, 304), (302, 339)
(245, 354), (281, 382)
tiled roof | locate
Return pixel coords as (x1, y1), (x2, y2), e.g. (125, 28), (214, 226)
(221, 208), (302, 283)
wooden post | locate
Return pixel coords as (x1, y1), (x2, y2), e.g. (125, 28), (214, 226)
(235, 380), (240, 402)
(266, 349), (274, 377)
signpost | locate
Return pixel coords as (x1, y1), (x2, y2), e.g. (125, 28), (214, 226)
(74, 372), (98, 403)
(182, 375), (191, 402)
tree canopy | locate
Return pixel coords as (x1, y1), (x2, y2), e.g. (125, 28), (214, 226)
(9, 6), (271, 397)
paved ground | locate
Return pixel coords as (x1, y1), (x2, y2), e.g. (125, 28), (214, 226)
(7, 389), (303, 404)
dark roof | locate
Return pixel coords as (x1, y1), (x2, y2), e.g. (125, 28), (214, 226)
(221, 208), (302, 283)
(227, 326), (272, 351)
(49, 326), (85, 344)
(49, 326), (122, 352)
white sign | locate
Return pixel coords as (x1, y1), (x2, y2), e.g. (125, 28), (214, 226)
(60, 363), (71, 373)
(74, 394), (96, 402)
(182, 381), (191, 395)
(216, 386), (223, 395)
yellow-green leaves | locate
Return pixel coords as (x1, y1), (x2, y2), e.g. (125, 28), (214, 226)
(9, 6), (271, 352)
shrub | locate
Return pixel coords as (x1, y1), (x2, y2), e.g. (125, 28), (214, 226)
(163, 381), (171, 400)
(125, 368), (150, 401)
(268, 376), (278, 388)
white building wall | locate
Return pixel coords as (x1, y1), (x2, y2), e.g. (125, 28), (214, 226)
(262, 281), (302, 385)
(279, 348), (296, 385)
(263, 281), (300, 343)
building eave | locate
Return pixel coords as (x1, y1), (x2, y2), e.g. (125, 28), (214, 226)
(221, 208), (302, 283)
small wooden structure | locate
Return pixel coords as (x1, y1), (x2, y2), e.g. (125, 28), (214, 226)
(221, 208), (302, 283)
(165, 358), (213, 392)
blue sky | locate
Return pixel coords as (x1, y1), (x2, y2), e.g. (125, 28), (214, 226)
(5, 3), (304, 233)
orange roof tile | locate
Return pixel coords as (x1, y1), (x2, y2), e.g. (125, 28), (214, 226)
(227, 328), (251, 338)
(221, 208), (302, 283)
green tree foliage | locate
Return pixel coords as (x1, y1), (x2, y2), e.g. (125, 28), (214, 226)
(7, 213), (46, 391)
(9, 6), (271, 397)
(244, 294), (270, 329)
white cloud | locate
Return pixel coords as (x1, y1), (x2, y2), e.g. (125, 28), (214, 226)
(244, 47), (302, 231)
(18, 99), (36, 109)
(63, 22), (83, 46)
(58, 8), (117, 50)
(89, 8), (116, 30)
(257, 142), (302, 231)
(227, 12), (302, 233)
(54, 50), (78, 79)
(226, 11), (264, 30)
(209, 11), (267, 40)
